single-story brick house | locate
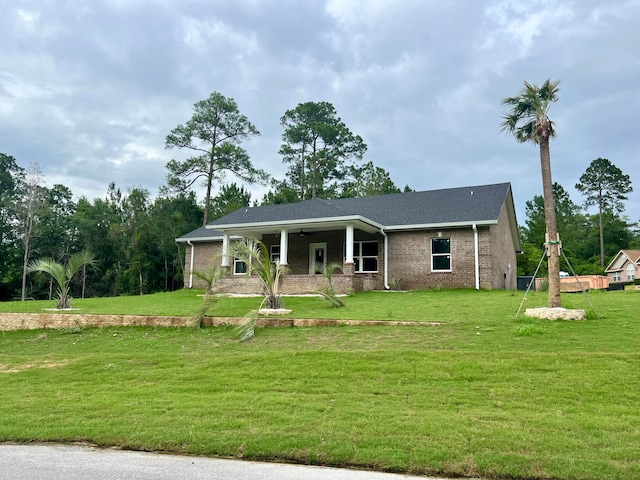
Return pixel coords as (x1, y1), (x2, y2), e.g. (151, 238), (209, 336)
(604, 249), (640, 284)
(176, 182), (521, 293)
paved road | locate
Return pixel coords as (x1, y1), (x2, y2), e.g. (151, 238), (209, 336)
(0, 444), (457, 480)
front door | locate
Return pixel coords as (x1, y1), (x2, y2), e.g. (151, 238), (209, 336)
(309, 243), (327, 274)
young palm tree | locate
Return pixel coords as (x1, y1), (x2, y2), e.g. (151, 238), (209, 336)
(27, 251), (97, 309)
(230, 239), (288, 341)
(317, 263), (345, 307)
(501, 79), (562, 308)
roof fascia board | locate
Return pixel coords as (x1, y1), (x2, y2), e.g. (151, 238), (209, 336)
(384, 220), (497, 231)
(604, 251), (626, 272)
(175, 235), (242, 243)
(208, 215), (384, 231)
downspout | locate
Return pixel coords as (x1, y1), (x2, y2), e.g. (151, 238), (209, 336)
(472, 224), (480, 290)
(187, 240), (195, 289)
(381, 228), (390, 290)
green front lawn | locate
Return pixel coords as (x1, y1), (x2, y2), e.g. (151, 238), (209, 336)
(1, 289), (639, 479)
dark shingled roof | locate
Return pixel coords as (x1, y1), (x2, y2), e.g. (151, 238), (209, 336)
(208, 182), (512, 227)
(175, 226), (224, 242)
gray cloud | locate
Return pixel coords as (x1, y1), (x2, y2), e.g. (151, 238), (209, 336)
(1, 0), (639, 226)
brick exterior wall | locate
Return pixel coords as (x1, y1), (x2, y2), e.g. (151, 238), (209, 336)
(489, 203), (518, 290)
(182, 214), (518, 293)
(387, 229), (481, 290)
(183, 241), (224, 289)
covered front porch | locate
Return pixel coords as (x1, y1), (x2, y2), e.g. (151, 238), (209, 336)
(214, 218), (389, 294)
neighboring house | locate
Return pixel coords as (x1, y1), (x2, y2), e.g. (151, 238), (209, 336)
(176, 182), (522, 294)
(604, 250), (640, 284)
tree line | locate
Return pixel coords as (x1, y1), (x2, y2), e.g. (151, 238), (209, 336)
(1, 90), (637, 302)
(1, 93), (408, 301)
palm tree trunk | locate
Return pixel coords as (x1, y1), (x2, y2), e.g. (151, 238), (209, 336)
(598, 193), (605, 269)
(539, 134), (561, 308)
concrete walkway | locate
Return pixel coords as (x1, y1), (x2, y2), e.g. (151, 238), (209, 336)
(0, 444), (462, 480)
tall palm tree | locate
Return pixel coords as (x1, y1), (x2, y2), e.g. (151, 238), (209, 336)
(501, 79), (562, 308)
(27, 251), (97, 309)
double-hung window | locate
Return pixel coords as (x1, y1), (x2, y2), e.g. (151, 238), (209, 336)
(613, 271), (621, 282)
(353, 241), (378, 273)
(431, 238), (451, 272)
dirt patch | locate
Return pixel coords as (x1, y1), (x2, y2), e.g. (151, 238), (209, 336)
(0, 359), (73, 374)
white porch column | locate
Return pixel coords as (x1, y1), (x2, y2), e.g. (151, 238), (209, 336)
(221, 232), (230, 267)
(345, 224), (354, 263)
(280, 228), (289, 265)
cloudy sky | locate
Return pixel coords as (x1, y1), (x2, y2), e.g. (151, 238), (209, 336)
(2, 0), (639, 226)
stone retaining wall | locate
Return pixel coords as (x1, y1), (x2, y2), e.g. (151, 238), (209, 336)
(0, 313), (442, 331)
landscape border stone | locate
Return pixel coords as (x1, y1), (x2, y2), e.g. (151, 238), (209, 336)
(0, 313), (444, 332)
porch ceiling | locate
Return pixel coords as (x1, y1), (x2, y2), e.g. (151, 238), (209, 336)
(208, 217), (382, 237)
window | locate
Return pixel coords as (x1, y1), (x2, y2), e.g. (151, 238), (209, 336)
(354, 241), (378, 273)
(613, 271), (621, 282)
(626, 264), (635, 281)
(234, 258), (247, 275)
(270, 245), (280, 263)
(431, 238), (451, 272)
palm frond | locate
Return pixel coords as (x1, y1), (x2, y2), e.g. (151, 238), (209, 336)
(193, 260), (225, 293)
(500, 78), (561, 145)
(66, 251), (98, 281)
(191, 293), (221, 329)
(316, 263), (345, 308)
(27, 259), (66, 287)
(235, 309), (258, 342)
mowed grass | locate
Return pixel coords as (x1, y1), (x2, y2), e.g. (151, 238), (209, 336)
(1, 288), (639, 479)
(0, 286), (610, 322)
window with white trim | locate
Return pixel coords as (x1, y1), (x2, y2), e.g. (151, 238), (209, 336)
(626, 264), (635, 281)
(431, 238), (451, 272)
(354, 241), (378, 273)
(234, 258), (248, 275)
(613, 271), (621, 282)
(270, 245), (280, 263)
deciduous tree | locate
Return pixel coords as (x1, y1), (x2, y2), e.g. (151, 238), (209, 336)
(0, 153), (24, 300)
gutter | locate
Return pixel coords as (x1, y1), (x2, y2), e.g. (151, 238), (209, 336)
(472, 224), (480, 290)
(380, 228), (390, 290)
(187, 240), (195, 289)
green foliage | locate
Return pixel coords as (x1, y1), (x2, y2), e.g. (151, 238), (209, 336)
(576, 157), (633, 215)
(512, 322), (553, 337)
(208, 182), (251, 220)
(165, 92), (266, 225)
(500, 79), (560, 145)
(230, 239), (287, 311)
(501, 79), (562, 308)
(316, 263), (345, 307)
(27, 251), (98, 309)
(235, 309), (259, 342)
(230, 239), (289, 340)
(340, 161), (403, 198)
(576, 157), (633, 268)
(279, 101), (367, 200)
(260, 180), (301, 205)
(0, 153), (24, 300)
